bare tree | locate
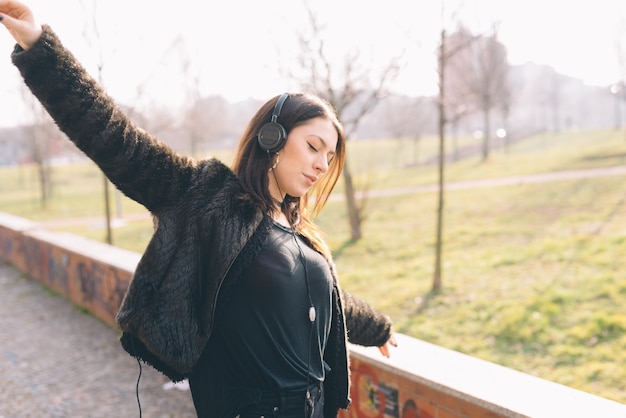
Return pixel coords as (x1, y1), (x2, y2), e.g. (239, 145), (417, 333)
(78, 0), (115, 244)
(285, 4), (403, 240)
(182, 72), (204, 156)
(20, 85), (58, 208)
(170, 36), (230, 156)
(432, 7), (508, 291)
(381, 95), (428, 167)
(446, 100), (469, 161)
(122, 38), (188, 143)
(536, 69), (562, 134)
(173, 36), (205, 157)
(445, 25), (510, 161)
(433, 13), (472, 291)
(442, 29), (475, 162)
(433, 15), (448, 292)
(499, 87), (512, 152)
(614, 18), (626, 138)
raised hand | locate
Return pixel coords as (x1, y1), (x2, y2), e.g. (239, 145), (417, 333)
(0, 0), (42, 50)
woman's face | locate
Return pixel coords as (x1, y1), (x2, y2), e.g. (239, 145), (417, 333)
(268, 116), (338, 200)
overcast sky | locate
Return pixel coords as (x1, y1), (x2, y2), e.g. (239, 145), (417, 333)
(0, 0), (625, 127)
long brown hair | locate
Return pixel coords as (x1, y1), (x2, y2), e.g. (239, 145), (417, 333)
(232, 93), (345, 258)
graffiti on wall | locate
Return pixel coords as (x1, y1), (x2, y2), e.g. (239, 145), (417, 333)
(341, 358), (434, 418)
(48, 250), (69, 291)
(4, 235), (73, 299)
(0, 224), (131, 326)
(0, 229), (30, 272)
(0, 231), (14, 259)
(75, 259), (129, 323)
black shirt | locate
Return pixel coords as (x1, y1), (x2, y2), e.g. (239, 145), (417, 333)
(205, 221), (333, 390)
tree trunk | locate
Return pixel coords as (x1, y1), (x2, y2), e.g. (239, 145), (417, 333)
(37, 161), (51, 209)
(482, 107), (491, 161)
(342, 158), (362, 240)
(413, 137), (421, 166)
(103, 174), (112, 245)
(433, 120), (445, 291)
(433, 27), (446, 292)
(452, 120), (459, 161)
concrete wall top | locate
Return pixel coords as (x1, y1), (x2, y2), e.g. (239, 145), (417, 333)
(349, 334), (626, 418)
(25, 228), (140, 273)
(0, 212), (41, 232)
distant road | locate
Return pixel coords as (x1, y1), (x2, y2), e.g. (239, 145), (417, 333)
(37, 165), (626, 229)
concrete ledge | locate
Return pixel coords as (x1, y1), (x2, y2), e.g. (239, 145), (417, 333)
(0, 212), (41, 231)
(26, 228), (141, 273)
(0, 212), (624, 417)
(342, 334), (626, 417)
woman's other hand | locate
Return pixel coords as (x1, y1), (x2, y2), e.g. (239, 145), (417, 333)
(0, 0), (42, 50)
(378, 333), (398, 359)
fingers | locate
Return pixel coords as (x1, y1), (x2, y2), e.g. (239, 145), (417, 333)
(0, 3), (42, 50)
(389, 335), (398, 347)
(0, 0), (29, 19)
(378, 344), (390, 358)
(377, 334), (398, 358)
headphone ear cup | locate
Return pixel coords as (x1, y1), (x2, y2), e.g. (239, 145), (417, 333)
(257, 121), (287, 153)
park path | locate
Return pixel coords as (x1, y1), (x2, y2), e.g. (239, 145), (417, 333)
(38, 165), (626, 229)
(344, 165), (626, 200)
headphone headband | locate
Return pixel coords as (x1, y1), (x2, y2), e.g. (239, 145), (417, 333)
(271, 93), (289, 123)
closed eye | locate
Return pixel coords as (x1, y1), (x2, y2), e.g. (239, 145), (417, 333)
(309, 142), (336, 164)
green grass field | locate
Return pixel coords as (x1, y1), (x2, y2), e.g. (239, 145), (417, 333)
(1, 129), (625, 403)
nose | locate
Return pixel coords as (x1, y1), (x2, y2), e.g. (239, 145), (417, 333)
(315, 155), (329, 173)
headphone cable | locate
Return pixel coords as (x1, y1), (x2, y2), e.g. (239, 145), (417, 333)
(135, 357), (143, 418)
(129, 337), (143, 418)
(271, 166), (316, 415)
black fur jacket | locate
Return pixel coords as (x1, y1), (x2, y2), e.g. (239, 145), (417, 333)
(12, 26), (393, 417)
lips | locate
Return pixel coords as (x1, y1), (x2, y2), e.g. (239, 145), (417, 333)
(304, 174), (318, 186)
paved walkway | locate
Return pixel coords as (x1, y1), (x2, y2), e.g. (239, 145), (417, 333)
(0, 260), (196, 418)
(37, 165), (626, 230)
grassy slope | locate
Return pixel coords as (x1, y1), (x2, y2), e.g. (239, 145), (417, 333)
(1, 130), (625, 402)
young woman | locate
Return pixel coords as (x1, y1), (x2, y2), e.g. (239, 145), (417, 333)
(0, 2), (396, 417)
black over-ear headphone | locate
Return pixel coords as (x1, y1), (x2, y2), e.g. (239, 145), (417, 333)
(257, 93), (290, 153)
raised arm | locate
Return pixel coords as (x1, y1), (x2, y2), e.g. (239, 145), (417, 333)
(1, 2), (197, 212)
